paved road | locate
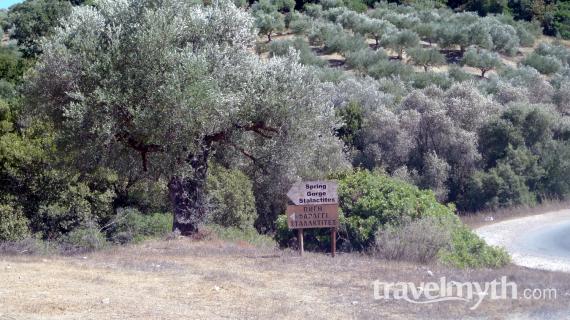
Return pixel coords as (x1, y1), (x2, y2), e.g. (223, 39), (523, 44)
(476, 210), (570, 272)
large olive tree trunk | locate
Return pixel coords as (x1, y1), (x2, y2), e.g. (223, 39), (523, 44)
(168, 146), (210, 235)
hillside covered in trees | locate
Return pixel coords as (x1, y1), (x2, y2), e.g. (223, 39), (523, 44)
(1, 0), (570, 268)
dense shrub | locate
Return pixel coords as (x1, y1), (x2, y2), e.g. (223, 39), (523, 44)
(0, 204), (30, 241)
(8, 0), (73, 57)
(514, 22), (536, 47)
(60, 226), (108, 253)
(268, 39), (293, 57)
(374, 215), (454, 264)
(522, 52), (562, 75)
(488, 21), (520, 56)
(344, 0), (367, 13)
(323, 30), (368, 54)
(439, 225), (511, 269)
(321, 0), (345, 10)
(458, 105), (567, 211)
(409, 71), (452, 89)
(32, 177), (115, 240)
(206, 165), (258, 230)
(339, 170), (454, 225)
(0, 47), (32, 84)
(116, 179), (169, 214)
(448, 65), (473, 82)
(462, 164), (537, 211)
(109, 208), (172, 244)
(368, 59), (414, 79)
(535, 43), (570, 66)
(303, 3), (323, 18)
(288, 12), (312, 34)
(345, 48), (387, 72)
(554, 1), (570, 39)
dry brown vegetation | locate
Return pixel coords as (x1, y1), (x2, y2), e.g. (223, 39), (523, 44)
(1, 238), (570, 319)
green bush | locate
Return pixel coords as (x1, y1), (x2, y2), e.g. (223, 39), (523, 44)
(268, 39), (293, 57)
(321, 0), (345, 10)
(288, 13), (312, 34)
(206, 164), (258, 230)
(0, 204), (30, 241)
(60, 226), (108, 253)
(554, 2), (570, 39)
(448, 65), (473, 82)
(323, 31), (368, 55)
(515, 23), (535, 47)
(439, 225), (511, 269)
(315, 66), (348, 82)
(368, 59), (414, 79)
(409, 71), (452, 90)
(117, 178), (169, 214)
(345, 48), (387, 73)
(535, 43), (570, 66)
(303, 3), (323, 18)
(338, 170), (455, 249)
(522, 52), (562, 75)
(33, 178), (115, 240)
(109, 208), (172, 244)
(344, 0), (367, 13)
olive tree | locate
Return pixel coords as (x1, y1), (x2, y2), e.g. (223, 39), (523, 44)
(355, 18), (395, 47)
(462, 48), (502, 78)
(26, 0), (346, 235)
(414, 22), (437, 46)
(485, 18), (520, 56)
(252, 0), (285, 42)
(407, 48), (446, 72)
(380, 29), (420, 59)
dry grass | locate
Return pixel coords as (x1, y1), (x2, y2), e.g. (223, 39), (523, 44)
(1, 238), (570, 319)
(460, 199), (570, 229)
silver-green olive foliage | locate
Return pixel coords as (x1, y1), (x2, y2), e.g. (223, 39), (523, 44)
(26, 0), (346, 234)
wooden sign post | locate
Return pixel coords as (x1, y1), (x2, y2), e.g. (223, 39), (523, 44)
(286, 181), (339, 257)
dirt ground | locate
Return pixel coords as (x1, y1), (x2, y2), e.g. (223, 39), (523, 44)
(1, 238), (570, 319)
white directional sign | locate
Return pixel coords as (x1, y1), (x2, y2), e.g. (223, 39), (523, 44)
(286, 180), (338, 205)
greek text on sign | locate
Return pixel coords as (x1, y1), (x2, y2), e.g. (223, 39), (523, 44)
(286, 204), (339, 229)
(286, 180), (338, 205)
